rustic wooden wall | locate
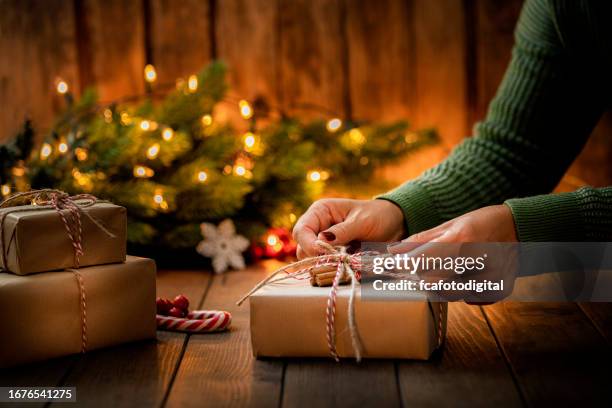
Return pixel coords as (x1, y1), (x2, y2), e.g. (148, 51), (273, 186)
(1, 0), (610, 188)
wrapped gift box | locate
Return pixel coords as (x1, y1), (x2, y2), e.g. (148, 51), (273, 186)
(0, 256), (156, 368)
(0, 201), (127, 275)
(249, 279), (447, 359)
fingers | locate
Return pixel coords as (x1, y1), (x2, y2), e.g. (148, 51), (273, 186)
(293, 200), (336, 258)
(317, 218), (362, 246)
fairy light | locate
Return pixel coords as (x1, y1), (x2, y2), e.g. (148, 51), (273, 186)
(120, 112), (131, 125)
(40, 143), (52, 159)
(326, 118), (342, 132)
(243, 132), (256, 150)
(239, 100), (253, 119)
(75, 147), (88, 161)
(359, 156), (369, 166)
(144, 64), (157, 83)
(289, 213), (297, 223)
(153, 193), (163, 204)
(234, 165), (246, 177)
(197, 171), (208, 183)
(55, 79), (68, 95)
(140, 120), (151, 131)
(58, 141), (68, 154)
(133, 165), (154, 178)
(162, 128), (174, 141)
(348, 128), (366, 147)
(201, 114), (212, 126)
(103, 108), (113, 123)
(267, 234), (279, 246)
(146, 143), (160, 159)
(176, 78), (185, 90)
(188, 75), (198, 92)
(1, 185), (10, 197)
(307, 170), (321, 182)
(12, 166), (25, 177)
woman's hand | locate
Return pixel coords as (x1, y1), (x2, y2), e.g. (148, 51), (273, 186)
(293, 198), (406, 259)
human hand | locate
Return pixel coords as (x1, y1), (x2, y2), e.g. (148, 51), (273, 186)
(293, 198), (406, 259)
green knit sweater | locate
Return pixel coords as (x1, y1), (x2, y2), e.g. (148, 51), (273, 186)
(379, 0), (612, 242)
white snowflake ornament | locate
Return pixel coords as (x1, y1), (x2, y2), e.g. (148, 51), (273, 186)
(196, 219), (250, 274)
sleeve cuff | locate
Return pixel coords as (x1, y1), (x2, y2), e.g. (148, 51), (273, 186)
(376, 181), (442, 235)
(504, 192), (584, 242)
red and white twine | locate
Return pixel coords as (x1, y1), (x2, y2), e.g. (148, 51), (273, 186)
(156, 310), (232, 333)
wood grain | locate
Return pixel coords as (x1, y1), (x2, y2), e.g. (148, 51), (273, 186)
(579, 302), (612, 343)
(49, 269), (211, 408)
(346, 0), (414, 122)
(0, 0), (79, 142)
(278, 0), (347, 119)
(398, 302), (522, 407)
(482, 301), (612, 406)
(149, 0), (212, 84)
(77, 0), (146, 101)
(165, 262), (284, 408)
(413, 0), (469, 146)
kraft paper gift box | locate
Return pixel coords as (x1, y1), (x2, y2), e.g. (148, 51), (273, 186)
(0, 202), (127, 275)
(0, 256), (156, 368)
(249, 279), (447, 359)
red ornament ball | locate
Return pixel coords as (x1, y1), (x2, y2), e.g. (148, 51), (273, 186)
(168, 306), (185, 318)
(172, 294), (190, 311)
(156, 297), (173, 314)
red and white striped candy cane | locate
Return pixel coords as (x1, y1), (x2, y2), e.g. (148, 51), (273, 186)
(156, 310), (231, 333)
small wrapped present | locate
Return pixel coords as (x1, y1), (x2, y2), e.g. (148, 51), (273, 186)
(0, 190), (126, 275)
(239, 241), (447, 360)
(0, 256), (156, 368)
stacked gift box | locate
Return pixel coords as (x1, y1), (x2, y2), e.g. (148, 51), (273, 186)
(0, 191), (156, 368)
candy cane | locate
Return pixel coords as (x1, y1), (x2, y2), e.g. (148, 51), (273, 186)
(156, 310), (231, 333)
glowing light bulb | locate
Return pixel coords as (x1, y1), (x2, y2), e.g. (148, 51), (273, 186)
(134, 165), (154, 178)
(161, 128), (173, 141)
(55, 79), (68, 95)
(234, 165), (246, 176)
(153, 193), (163, 204)
(40, 143), (52, 159)
(307, 170), (321, 182)
(120, 112), (131, 125)
(201, 114), (212, 126)
(243, 132), (256, 150)
(146, 143), (160, 159)
(103, 108), (113, 123)
(1, 185), (10, 197)
(75, 147), (88, 161)
(267, 234), (279, 246)
(58, 142), (68, 154)
(140, 120), (151, 131)
(348, 128), (366, 147)
(188, 75), (198, 92)
(289, 213), (297, 223)
(197, 171), (208, 183)
(144, 64), (157, 83)
(239, 100), (253, 119)
(326, 118), (342, 132)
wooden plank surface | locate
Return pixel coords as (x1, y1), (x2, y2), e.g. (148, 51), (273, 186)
(579, 302), (612, 343)
(398, 302), (523, 407)
(0, 0), (80, 142)
(76, 0), (146, 101)
(278, 0), (347, 119)
(165, 262), (284, 408)
(482, 301), (612, 406)
(49, 270), (211, 408)
(346, 0), (414, 122)
(150, 0), (212, 84)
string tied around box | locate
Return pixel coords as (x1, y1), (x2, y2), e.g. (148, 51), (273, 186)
(237, 240), (379, 362)
(0, 189), (116, 269)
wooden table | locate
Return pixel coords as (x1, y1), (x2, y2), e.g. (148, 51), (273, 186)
(2, 261), (612, 407)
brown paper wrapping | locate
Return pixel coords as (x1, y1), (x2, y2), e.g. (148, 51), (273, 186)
(250, 279), (447, 359)
(0, 256), (156, 368)
(0, 202), (127, 275)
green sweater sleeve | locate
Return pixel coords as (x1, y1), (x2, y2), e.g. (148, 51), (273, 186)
(379, 0), (610, 241)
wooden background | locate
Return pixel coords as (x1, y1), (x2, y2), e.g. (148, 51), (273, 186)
(1, 0), (611, 189)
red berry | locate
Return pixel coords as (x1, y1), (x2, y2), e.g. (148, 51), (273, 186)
(173, 294), (189, 311)
(156, 297), (172, 314)
(168, 307), (185, 318)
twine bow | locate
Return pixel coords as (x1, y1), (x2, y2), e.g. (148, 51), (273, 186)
(0, 189), (116, 269)
(238, 240), (377, 362)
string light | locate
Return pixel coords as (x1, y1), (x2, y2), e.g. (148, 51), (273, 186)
(162, 128), (174, 141)
(12, 166), (25, 177)
(120, 112), (131, 125)
(201, 114), (212, 126)
(146, 143), (160, 159)
(234, 165), (246, 176)
(188, 75), (198, 92)
(266, 233), (283, 253)
(359, 156), (369, 166)
(40, 143), (52, 159)
(153, 193), (163, 204)
(140, 120), (151, 131)
(153, 189), (168, 210)
(75, 147), (88, 161)
(289, 213), (297, 223)
(326, 118), (342, 132)
(404, 132), (418, 144)
(197, 171), (208, 183)
(58, 141), (68, 154)
(144, 64), (157, 83)
(348, 128), (366, 147)
(243, 132), (256, 150)
(55, 79), (69, 95)
(307, 170), (330, 182)
(1, 185), (10, 197)
(133, 165), (154, 178)
(239, 100), (253, 119)
(103, 108), (113, 123)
